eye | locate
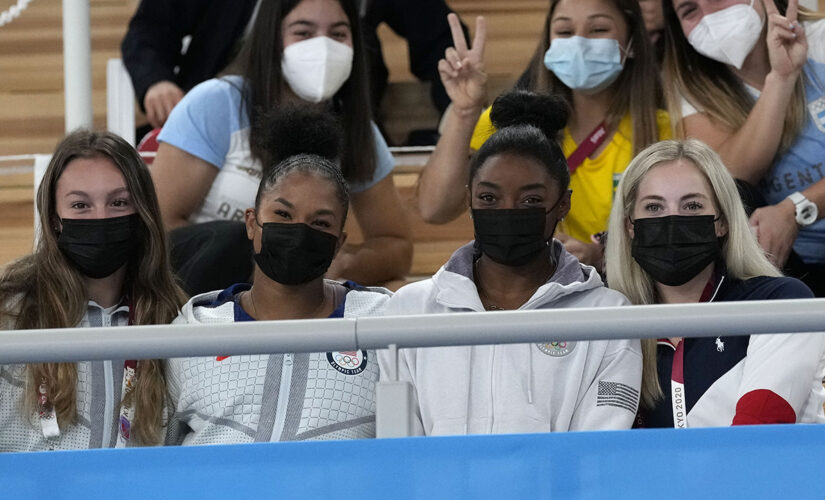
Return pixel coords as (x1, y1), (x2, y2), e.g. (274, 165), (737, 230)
(553, 29), (573, 37)
(590, 26), (611, 34)
(275, 209), (291, 220)
(644, 202), (663, 214)
(70, 201), (89, 209)
(684, 201), (704, 211)
(111, 198), (130, 208)
(330, 30), (349, 41)
(522, 195), (544, 205)
(477, 193), (496, 204)
(311, 218), (333, 228)
(292, 29), (312, 39)
(677, 4), (698, 20)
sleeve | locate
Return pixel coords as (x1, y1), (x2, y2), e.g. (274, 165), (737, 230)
(803, 19), (825, 64)
(162, 358), (189, 445)
(157, 78), (240, 168)
(656, 109), (673, 141)
(469, 107), (495, 151)
(348, 122), (396, 194)
(120, 0), (199, 110)
(568, 338), (643, 430)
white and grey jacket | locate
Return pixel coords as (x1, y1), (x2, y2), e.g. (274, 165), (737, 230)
(165, 281), (391, 446)
(0, 302), (132, 452)
(378, 241), (642, 436)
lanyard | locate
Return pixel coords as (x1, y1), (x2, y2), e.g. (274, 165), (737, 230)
(115, 360), (138, 448)
(40, 302), (137, 443)
(565, 122), (608, 175)
(669, 273), (723, 429)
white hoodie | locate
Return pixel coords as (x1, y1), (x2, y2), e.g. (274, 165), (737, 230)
(378, 241), (642, 436)
(165, 281), (391, 445)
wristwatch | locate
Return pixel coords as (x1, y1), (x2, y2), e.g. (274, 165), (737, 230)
(787, 191), (818, 227)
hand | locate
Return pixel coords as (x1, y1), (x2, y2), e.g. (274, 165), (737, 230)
(749, 198), (799, 268)
(439, 13), (488, 113)
(763, 0), (807, 80)
(638, 0), (665, 42)
(557, 233), (605, 269)
(144, 81), (184, 129)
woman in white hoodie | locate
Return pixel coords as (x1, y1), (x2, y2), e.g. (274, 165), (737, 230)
(165, 144), (391, 445)
(379, 91), (642, 436)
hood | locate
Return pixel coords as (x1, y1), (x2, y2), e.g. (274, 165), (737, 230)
(432, 240), (605, 311)
(174, 284), (249, 325)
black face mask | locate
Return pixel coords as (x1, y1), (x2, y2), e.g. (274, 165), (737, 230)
(631, 215), (722, 287)
(254, 222), (339, 285)
(57, 214), (139, 279)
(472, 207), (555, 267)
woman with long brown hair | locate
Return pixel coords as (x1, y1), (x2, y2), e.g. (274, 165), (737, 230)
(661, 0), (825, 295)
(416, 0), (669, 269)
(0, 130), (187, 451)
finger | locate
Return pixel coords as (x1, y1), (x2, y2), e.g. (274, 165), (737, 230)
(786, 0), (798, 23)
(438, 58), (459, 80)
(762, 0), (780, 16)
(447, 13), (468, 54)
(146, 102), (161, 130)
(471, 16), (487, 59)
(445, 47), (463, 69)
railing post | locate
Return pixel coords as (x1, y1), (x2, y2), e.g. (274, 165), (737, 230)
(62, 0), (93, 132)
(376, 344), (415, 438)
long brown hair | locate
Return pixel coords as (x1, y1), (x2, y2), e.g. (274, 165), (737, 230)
(662, 0), (823, 150)
(226, 0), (376, 183)
(521, 0), (662, 154)
(0, 130), (187, 445)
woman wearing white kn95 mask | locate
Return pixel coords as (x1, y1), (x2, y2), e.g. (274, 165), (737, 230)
(416, 0), (671, 275)
(151, 0), (412, 287)
(662, 0), (825, 297)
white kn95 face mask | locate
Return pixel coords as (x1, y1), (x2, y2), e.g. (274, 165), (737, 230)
(686, 0), (764, 70)
(281, 36), (354, 103)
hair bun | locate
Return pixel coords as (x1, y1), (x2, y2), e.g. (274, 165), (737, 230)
(489, 90), (569, 139)
(254, 104), (342, 166)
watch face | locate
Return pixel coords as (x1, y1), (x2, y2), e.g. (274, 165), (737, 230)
(797, 201), (818, 226)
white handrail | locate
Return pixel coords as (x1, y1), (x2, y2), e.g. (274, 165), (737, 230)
(1, 299), (824, 364)
(62, 0), (93, 132)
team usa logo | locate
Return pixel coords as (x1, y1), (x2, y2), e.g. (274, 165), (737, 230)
(327, 350), (368, 375)
(536, 341), (576, 357)
(809, 97), (825, 134)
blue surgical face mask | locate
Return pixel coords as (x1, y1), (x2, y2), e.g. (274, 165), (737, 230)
(543, 36), (626, 95)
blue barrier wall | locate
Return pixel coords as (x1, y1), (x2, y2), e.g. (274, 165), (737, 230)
(1, 424), (822, 499)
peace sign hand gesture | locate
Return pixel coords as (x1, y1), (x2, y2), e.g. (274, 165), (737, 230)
(439, 13), (488, 113)
(763, 0), (807, 79)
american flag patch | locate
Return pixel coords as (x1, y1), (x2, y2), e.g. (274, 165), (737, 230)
(597, 381), (639, 413)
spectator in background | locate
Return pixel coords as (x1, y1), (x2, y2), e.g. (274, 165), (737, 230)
(605, 139), (825, 428)
(151, 0), (412, 286)
(379, 91), (641, 436)
(661, 0), (825, 295)
(638, 0), (665, 61)
(0, 130), (187, 452)
(121, 0), (464, 143)
(416, 0), (670, 272)
(121, 0), (259, 132)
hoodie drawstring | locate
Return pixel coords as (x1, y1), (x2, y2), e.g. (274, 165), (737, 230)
(464, 346), (473, 434)
(527, 343), (535, 405)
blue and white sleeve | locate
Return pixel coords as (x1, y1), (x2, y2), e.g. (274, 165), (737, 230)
(157, 77), (243, 169)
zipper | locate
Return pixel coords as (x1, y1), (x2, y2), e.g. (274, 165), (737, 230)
(270, 353), (293, 442)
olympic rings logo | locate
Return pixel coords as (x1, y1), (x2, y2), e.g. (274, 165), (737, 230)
(334, 353), (361, 368)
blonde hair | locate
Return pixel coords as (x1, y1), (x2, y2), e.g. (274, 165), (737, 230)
(522, 0), (662, 154)
(605, 139), (780, 407)
(0, 130), (187, 445)
(662, 1), (824, 150)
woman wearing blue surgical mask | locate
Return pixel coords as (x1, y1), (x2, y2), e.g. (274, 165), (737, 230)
(379, 91), (642, 437)
(416, 0), (669, 271)
(662, 0), (825, 296)
(151, 0), (412, 286)
(605, 138), (825, 428)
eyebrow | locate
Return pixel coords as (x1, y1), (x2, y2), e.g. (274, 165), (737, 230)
(477, 181), (501, 190)
(314, 209), (336, 217)
(288, 20), (350, 29)
(519, 184), (548, 192)
(552, 14), (614, 22)
(639, 193), (710, 202)
(274, 197), (295, 209)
